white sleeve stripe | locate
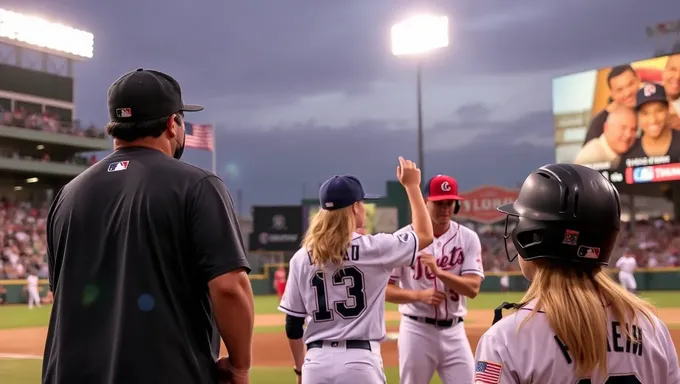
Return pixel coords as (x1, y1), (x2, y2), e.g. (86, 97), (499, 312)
(461, 270), (485, 279)
(461, 268), (483, 273)
(277, 305), (306, 316)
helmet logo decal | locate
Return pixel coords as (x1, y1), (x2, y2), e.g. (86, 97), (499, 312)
(441, 181), (451, 192)
(577, 246), (600, 259)
(562, 229), (579, 246)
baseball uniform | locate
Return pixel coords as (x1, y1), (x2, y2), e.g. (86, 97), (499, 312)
(278, 230), (419, 384)
(475, 299), (680, 383)
(389, 221), (484, 384)
(27, 274), (41, 309)
(616, 255), (638, 292)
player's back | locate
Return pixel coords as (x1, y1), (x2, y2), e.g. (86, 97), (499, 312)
(281, 231), (418, 343)
(478, 300), (679, 383)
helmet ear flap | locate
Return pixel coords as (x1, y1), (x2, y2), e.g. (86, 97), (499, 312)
(454, 200), (460, 214)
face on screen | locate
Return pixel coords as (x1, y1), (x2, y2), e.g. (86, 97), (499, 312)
(638, 101), (669, 139)
(610, 70), (640, 108)
(603, 112), (637, 154)
(663, 55), (680, 100)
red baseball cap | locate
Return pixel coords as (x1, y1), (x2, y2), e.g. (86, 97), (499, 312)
(423, 175), (463, 201)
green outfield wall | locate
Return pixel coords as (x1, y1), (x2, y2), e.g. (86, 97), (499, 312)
(2, 266), (679, 303)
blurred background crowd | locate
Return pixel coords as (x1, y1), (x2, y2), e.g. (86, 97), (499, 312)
(1, 196), (678, 286)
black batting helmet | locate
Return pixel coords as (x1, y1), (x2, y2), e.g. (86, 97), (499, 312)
(497, 163), (621, 265)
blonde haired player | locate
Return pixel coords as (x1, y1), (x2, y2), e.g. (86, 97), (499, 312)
(616, 249), (638, 294)
(475, 163), (679, 383)
(278, 157), (434, 384)
(387, 174), (484, 384)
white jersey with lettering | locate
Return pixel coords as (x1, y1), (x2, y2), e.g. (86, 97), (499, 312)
(388, 221), (484, 384)
(616, 256), (638, 292)
(390, 221), (484, 319)
(475, 299), (680, 383)
(278, 231), (419, 384)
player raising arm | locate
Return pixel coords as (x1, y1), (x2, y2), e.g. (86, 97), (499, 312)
(386, 174), (484, 384)
(475, 163), (679, 384)
(277, 157), (433, 384)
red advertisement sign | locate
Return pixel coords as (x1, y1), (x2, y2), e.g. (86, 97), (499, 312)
(457, 185), (519, 224)
(625, 163), (680, 184)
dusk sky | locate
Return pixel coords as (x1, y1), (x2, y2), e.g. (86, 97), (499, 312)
(5, 0), (679, 213)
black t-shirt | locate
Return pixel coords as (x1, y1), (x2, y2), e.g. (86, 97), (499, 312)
(42, 147), (250, 384)
(583, 109), (608, 145)
(622, 130), (680, 162)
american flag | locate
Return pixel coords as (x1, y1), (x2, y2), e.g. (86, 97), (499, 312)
(475, 361), (502, 383)
(184, 122), (214, 151)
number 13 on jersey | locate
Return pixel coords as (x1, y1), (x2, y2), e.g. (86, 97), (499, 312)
(311, 266), (367, 322)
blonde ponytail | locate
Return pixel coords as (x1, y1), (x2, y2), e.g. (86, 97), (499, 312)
(517, 260), (656, 378)
(302, 206), (355, 267)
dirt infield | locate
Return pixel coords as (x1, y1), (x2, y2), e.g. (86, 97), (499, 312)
(1, 309), (679, 367)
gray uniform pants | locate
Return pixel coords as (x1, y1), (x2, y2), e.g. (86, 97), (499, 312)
(302, 340), (386, 384)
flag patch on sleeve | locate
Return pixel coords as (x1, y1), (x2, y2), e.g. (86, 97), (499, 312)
(474, 360), (502, 383)
(107, 161), (129, 172)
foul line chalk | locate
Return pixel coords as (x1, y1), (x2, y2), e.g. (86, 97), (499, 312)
(0, 353), (43, 360)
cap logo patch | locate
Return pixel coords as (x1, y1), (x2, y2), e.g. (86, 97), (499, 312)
(643, 83), (657, 97)
(116, 108), (132, 118)
(441, 181), (451, 192)
(324, 202), (334, 208)
(562, 229), (579, 245)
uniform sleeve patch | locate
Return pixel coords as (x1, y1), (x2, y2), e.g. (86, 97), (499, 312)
(397, 233), (409, 243)
(474, 360), (502, 383)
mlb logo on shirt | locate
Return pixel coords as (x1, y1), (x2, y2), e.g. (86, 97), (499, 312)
(115, 108), (132, 118)
(107, 161), (129, 172)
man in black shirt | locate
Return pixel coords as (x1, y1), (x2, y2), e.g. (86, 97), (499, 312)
(43, 68), (254, 384)
(583, 64), (640, 145)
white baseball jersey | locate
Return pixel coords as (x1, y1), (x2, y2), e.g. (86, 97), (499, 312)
(278, 231), (419, 343)
(27, 275), (39, 289)
(475, 299), (680, 383)
(389, 221), (484, 319)
(616, 256), (638, 274)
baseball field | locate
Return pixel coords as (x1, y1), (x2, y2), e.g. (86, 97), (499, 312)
(1, 291), (679, 383)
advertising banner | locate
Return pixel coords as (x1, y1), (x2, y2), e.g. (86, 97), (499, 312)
(457, 185), (519, 224)
(249, 206), (303, 251)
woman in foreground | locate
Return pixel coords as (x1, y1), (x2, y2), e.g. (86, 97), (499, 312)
(278, 157), (434, 384)
(474, 163), (679, 384)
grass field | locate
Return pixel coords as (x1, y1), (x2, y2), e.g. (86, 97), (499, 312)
(1, 291), (678, 383)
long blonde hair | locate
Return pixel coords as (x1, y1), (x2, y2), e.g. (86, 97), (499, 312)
(302, 206), (355, 267)
(517, 260), (656, 378)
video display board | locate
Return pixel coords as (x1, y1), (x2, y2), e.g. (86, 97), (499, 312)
(553, 53), (680, 184)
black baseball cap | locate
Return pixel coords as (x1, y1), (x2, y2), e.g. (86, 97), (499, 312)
(319, 175), (380, 211)
(635, 82), (669, 111)
(108, 68), (204, 123)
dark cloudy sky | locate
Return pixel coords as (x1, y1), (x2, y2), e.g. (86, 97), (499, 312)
(6, 0), (679, 213)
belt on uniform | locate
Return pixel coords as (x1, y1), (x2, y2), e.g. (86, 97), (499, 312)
(406, 315), (463, 328)
(306, 340), (372, 351)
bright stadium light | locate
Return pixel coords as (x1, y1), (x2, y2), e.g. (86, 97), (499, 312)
(0, 7), (94, 60)
(391, 14), (449, 56)
(390, 13), (450, 177)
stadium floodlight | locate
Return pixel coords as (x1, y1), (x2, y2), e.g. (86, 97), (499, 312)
(0, 7), (94, 60)
(390, 13), (450, 177)
(391, 14), (449, 57)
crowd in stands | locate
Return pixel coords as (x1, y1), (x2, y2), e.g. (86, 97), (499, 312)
(0, 107), (105, 139)
(1, 197), (679, 304)
(479, 219), (680, 273)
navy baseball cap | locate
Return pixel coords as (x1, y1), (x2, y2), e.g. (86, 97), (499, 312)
(108, 68), (204, 123)
(319, 175), (380, 211)
(635, 83), (668, 111)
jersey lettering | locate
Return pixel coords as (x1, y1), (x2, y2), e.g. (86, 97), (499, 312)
(556, 322), (644, 364)
(411, 247), (465, 280)
(311, 266), (367, 322)
(342, 245), (360, 261)
(578, 374), (641, 384)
